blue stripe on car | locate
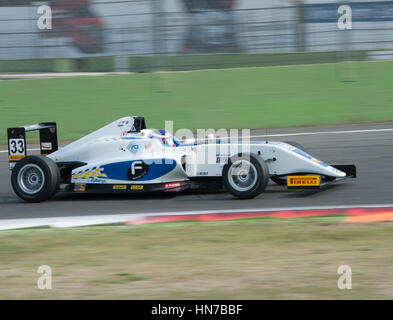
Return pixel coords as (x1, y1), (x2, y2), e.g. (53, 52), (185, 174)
(100, 159), (177, 181)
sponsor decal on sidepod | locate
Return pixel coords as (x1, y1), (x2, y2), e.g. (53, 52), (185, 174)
(99, 159), (177, 182)
(165, 182), (181, 189)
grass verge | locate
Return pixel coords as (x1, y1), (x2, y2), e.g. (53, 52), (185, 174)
(1, 216), (393, 299)
(1, 60), (393, 143)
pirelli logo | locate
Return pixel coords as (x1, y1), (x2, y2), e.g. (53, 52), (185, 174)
(287, 175), (320, 187)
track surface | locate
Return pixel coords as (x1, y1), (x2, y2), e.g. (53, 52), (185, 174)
(1, 123), (392, 220)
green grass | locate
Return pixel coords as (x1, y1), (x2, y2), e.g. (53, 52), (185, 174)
(1, 60), (393, 143)
(1, 217), (393, 299)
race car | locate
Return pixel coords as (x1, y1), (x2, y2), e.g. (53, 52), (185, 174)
(7, 116), (356, 202)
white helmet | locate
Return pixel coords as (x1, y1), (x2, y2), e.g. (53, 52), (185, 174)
(141, 129), (179, 147)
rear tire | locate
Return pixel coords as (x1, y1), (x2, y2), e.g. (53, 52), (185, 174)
(270, 141), (308, 186)
(11, 155), (60, 203)
(223, 153), (269, 199)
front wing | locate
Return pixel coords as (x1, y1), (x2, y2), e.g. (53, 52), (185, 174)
(286, 165), (356, 190)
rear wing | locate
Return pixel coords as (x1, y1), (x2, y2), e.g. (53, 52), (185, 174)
(7, 122), (58, 170)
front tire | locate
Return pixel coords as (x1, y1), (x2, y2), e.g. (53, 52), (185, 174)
(223, 153), (269, 199)
(11, 155), (60, 203)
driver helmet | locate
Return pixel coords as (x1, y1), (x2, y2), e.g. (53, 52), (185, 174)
(141, 129), (180, 147)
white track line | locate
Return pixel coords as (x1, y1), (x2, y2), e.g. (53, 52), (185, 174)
(1, 203), (393, 231)
(0, 148), (39, 153)
(248, 128), (393, 139)
(1, 127), (393, 153)
(191, 127), (393, 142)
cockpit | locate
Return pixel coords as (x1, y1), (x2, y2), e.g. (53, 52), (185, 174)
(140, 129), (181, 147)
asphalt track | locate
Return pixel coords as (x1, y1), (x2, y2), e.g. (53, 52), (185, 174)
(1, 123), (393, 220)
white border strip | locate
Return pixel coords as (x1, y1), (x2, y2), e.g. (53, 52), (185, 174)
(192, 127), (393, 142)
(0, 148), (39, 153)
(248, 128), (393, 138)
(1, 203), (393, 231)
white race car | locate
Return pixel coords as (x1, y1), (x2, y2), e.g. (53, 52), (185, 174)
(7, 116), (356, 202)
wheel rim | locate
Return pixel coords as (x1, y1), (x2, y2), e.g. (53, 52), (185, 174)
(17, 164), (45, 194)
(228, 160), (258, 192)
